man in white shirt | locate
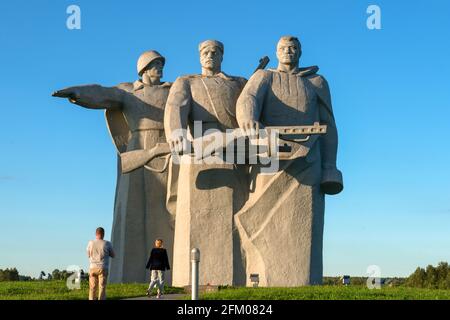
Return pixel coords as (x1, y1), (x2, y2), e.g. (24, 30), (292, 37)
(86, 227), (115, 300)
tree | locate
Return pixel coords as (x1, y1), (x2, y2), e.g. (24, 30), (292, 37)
(50, 269), (73, 280)
(406, 262), (450, 289)
(52, 269), (61, 280)
(425, 264), (438, 289)
(436, 262), (449, 289)
(38, 271), (46, 280)
(0, 268), (20, 281)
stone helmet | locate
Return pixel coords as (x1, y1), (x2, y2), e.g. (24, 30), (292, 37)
(137, 50), (165, 77)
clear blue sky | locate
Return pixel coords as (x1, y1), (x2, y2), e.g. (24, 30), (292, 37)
(0, 0), (449, 278)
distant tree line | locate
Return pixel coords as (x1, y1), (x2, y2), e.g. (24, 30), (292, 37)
(0, 268), (86, 282)
(323, 262), (450, 289)
(405, 262), (450, 289)
(0, 268), (20, 281)
(50, 269), (83, 280)
(323, 276), (405, 286)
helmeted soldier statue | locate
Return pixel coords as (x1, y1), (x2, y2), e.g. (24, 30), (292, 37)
(52, 50), (175, 284)
(235, 36), (343, 286)
(164, 40), (248, 286)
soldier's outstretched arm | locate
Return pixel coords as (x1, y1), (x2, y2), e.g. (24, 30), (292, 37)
(52, 85), (124, 110)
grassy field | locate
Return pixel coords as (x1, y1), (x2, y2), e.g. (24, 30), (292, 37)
(0, 280), (184, 300)
(2, 281), (450, 300)
(200, 286), (450, 300)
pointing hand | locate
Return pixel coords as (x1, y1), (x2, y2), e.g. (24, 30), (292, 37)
(52, 87), (79, 101)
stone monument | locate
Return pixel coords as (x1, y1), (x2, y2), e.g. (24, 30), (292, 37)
(235, 36), (343, 286)
(164, 40), (249, 287)
(52, 37), (343, 288)
(52, 51), (175, 284)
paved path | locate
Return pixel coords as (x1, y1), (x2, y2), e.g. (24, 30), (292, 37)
(124, 293), (187, 300)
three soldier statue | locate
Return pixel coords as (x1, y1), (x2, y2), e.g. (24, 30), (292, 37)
(53, 36), (343, 287)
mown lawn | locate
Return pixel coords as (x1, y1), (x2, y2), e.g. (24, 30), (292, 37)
(0, 280), (184, 300)
(200, 286), (450, 300)
(2, 281), (450, 300)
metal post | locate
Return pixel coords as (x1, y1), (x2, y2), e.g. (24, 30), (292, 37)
(191, 248), (200, 300)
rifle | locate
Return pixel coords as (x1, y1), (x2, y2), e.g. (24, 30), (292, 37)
(194, 122), (327, 161)
(120, 143), (171, 174)
(253, 56), (270, 74)
(120, 123), (327, 173)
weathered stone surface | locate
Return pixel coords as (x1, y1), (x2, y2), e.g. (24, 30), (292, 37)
(52, 51), (175, 284)
(235, 36), (343, 286)
(52, 38), (344, 288)
(164, 40), (248, 286)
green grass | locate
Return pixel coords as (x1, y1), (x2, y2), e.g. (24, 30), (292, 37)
(0, 280), (184, 300)
(200, 286), (450, 300)
(2, 281), (450, 300)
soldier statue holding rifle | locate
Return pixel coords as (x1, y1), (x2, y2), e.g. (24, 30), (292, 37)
(235, 35), (343, 286)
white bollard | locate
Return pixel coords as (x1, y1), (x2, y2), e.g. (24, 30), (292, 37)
(191, 248), (200, 300)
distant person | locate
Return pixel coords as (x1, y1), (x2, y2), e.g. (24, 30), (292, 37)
(86, 227), (115, 300)
(146, 239), (170, 298)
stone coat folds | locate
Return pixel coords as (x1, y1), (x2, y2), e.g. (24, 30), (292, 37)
(164, 72), (249, 287)
(67, 81), (175, 284)
(235, 67), (343, 286)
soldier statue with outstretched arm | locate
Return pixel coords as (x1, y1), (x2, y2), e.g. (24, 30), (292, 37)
(235, 36), (343, 286)
(52, 51), (175, 284)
